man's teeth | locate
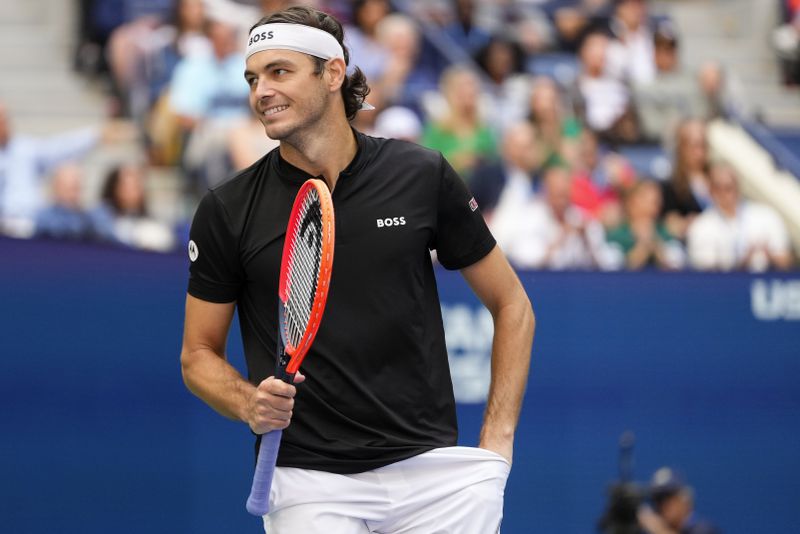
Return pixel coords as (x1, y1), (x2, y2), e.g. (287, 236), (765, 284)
(264, 105), (288, 116)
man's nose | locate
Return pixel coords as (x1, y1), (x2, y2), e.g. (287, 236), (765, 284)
(254, 77), (277, 100)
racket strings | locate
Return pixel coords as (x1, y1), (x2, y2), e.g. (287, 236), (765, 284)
(284, 193), (324, 349)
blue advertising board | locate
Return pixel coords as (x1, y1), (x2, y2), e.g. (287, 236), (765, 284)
(1, 238), (798, 533)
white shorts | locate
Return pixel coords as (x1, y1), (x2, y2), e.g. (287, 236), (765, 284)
(263, 446), (511, 534)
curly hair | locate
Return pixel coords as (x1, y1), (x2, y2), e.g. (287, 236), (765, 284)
(250, 6), (371, 121)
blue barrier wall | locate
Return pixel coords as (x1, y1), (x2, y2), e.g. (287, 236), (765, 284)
(2, 238), (799, 533)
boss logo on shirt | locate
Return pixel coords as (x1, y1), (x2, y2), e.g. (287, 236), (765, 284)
(248, 31), (274, 46)
(376, 216), (406, 228)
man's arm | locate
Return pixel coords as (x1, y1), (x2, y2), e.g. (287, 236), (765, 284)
(180, 293), (302, 434)
(460, 246), (535, 464)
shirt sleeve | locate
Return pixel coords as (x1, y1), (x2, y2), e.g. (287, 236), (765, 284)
(432, 154), (496, 270)
(187, 191), (244, 303)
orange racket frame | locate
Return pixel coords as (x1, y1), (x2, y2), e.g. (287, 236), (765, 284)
(277, 178), (335, 375)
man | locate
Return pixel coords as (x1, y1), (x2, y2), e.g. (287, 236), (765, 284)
(34, 163), (96, 241)
(575, 31), (639, 144)
(180, 6), (534, 533)
(169, 20), (250, 190)
(491, 164), (621, 270)
(605, 0), (656, 85)
(0, 101), (101, 237)
(469, 121), (542, 218)
(632, 21), (728, 144)
(687, 162), (793, 272)
(638, 467), (720, 534)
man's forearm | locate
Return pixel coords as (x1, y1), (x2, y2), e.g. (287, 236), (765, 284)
(479, 297), (535, 461)
(181, 347), (256, 424)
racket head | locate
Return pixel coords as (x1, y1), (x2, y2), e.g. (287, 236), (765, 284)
(277, 178), (335, 375)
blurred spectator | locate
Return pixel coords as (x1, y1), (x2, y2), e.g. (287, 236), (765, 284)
(528, 76), (583, 166)
(475, 36), (532, 133)
(574, 31), (640, 145)
(168, 20), (249, 190)
(74, 0), (173, 80)
(635, 24), (734, 136)
(696, 61), (732, 121)
(344, 0), (393, 83)
(469, 121), (543, 217)
(605, 0), (656, 84)
(638, 467), (721, 534)
(420, 65), (497, 176)
(91, 163), (176, 252)
(509, 7), (553, 59)
(632, 21), (709, 143)
(607, 180), (684, 270)
(442, 0), (492, 56)
(570, 128), (635, 228)
(0, 101), (105, 238)
(687, 162), (793, 272)
(130, 0), (211, 121)
(660, 119), (710, 240)
(34, 163), (98, 242)
(202, 0), (295, 37)
(104, 0), (177, 116)
(492, 164), (622, 270)
(773, 0), (800, 86)
(374, 13), (440, 115)
(548, 0), (613, 54)
(372, 106), (423, 142)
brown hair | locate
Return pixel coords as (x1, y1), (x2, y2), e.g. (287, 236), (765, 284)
(250, 6), (371, 121)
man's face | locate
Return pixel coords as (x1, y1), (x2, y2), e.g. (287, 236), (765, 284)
(580, 33), (608, 76)
(710, 165), (740, 215)
(616, 0), (646, 30)
(245, 49), (332, 143)
(52, 164), (83, 209)
(544, 167), (573, 216)
(659, 491), (693, 530)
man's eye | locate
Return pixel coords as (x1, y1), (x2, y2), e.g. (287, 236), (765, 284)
(275, 69), (288, 76)
(246, 77), (256, 87)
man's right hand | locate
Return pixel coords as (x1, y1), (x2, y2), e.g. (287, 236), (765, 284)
(246, 372), (306, 434)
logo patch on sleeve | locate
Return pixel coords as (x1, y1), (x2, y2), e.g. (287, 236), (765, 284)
(468, 197), (479, 212)
(188, 240), (199, 262)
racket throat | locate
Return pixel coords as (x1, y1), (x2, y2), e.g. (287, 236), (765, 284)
(275, 352), (296, 384)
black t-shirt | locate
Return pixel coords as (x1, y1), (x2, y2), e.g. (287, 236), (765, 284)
(187, 130), (496, 473)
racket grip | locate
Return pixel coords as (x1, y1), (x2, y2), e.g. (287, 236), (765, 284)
(245, 429), (283, 516)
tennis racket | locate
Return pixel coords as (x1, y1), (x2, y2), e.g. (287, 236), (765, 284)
(246, 178), (335, 516)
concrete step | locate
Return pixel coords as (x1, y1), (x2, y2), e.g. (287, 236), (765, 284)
(0, 44), (73, 68)
(0, 0), (44, 24)
(0, 24), (66, 46)
(10, 116), (108, 137)
(0, 84), (103, 109)
(0, 67), (92, 90)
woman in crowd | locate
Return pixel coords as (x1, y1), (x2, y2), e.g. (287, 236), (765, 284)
(92, 163), (176, 252)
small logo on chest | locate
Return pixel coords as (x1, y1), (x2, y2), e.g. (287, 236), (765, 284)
(376, 216), (406, 228)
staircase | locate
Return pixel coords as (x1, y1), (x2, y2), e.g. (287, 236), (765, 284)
(0, 0), (107, 133)
(0, 0), (188, 225)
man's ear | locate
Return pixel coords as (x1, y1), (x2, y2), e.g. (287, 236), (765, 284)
(325, 57), (347, 93)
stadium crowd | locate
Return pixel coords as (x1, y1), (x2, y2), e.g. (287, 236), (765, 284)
(0, 0), (796, 272)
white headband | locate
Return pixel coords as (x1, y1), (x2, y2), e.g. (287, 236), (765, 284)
(246, 23), (345, 60)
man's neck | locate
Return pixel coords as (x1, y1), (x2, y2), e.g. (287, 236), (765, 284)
(279, 116), (357, 191)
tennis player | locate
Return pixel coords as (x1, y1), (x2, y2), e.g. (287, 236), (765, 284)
(180, 6), (535, 533)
